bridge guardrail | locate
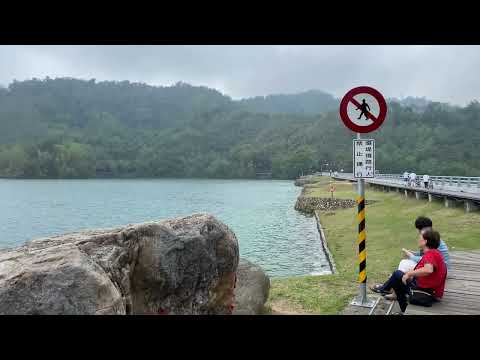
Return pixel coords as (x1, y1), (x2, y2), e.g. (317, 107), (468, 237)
(316, 172), (480, 193)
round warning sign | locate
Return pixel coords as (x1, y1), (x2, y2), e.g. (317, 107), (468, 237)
(339, 86), (387, 133)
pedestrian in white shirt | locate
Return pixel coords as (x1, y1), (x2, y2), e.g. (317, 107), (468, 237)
(409, 172), (417, 187)
(403, 171), (409, 184)
(423, 174), (430, 188)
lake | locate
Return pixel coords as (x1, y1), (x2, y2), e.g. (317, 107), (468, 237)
(0, 179), (331, 277)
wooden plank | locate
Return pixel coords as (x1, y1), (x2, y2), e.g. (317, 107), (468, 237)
(449, 267), (480, 274)
(407, 308), (470, 315)
(451, 252), (480, 258)
(445, 279), (480, 288)
(406, 307), (443, 315)
(431, 299), (480, 309)
(439, 297), (480, 306)
(451, 256), (480, 263)
(447, 270), (480, 283)
(447, 276), (480, 283)
(408, 303), (480, 315)
(450, 263), (480, 269)
(444, 289), (480, 297)
(451, 256), (480, 262)
(447, 274), (480, 281)
(444, 291), (480, 300)
(446, 282), (480, 289)
(404, 250), (480, 315)
(451, 250), (480, 256)
(450, 268), (480, 273)
(449, 262), (480, 268)
(440, 293), (480, 302)
(452, 250), (480, 254)
(406, 305), (467, 315)
(445, 288), (480, 296)
(428, 306), (480, 315)
(448, 274), (480, 282)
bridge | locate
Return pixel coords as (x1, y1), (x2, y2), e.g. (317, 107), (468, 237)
(320, 172), (480, 213)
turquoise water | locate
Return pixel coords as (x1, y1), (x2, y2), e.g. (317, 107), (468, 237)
(0, 179), (330, 277)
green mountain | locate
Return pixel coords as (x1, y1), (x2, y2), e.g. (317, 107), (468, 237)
(0, 77), (479, 179)
(237, 90), (339, 115)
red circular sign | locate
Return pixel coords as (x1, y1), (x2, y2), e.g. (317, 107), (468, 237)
(339, 86), (387, 133)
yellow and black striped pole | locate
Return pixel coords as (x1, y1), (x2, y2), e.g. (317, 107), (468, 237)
(357, 194), (367, 285)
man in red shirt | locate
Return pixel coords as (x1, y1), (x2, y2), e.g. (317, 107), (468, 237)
(371, 228), (447, 314)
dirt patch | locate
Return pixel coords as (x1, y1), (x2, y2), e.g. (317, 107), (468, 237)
(268, 300), (310, 315)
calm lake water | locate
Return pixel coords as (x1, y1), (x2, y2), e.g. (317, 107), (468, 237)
(0, 179), (330, 277)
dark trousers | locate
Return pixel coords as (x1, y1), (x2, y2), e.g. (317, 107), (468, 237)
(424, 182), (429, 188)
(380, 270), (415, 312)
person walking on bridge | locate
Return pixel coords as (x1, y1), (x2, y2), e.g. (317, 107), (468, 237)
(409, 172), (417, 187)
(403, 171), (409, 184)
(423, 174), (430, 188)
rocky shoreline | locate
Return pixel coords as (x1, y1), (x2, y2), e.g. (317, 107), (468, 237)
(295, 196), (357, 214)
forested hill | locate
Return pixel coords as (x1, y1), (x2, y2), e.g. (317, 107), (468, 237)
(237, 90), (339, 115)
(0, 77), (479, 179)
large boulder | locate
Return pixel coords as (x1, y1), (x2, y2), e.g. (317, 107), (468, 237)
(0, 213), (239, 315)
(233, 258), (270, 315)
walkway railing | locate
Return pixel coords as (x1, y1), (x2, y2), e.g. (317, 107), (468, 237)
(316, 172), (480, 193)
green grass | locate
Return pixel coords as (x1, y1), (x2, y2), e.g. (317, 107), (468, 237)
(268, 177), (480, 314)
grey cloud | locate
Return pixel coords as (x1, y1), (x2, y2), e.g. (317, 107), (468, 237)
(0, 45), (478, 105)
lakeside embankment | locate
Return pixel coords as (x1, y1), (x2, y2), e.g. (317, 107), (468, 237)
(267, 176), (480, 315)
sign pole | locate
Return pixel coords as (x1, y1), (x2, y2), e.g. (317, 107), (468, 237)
(351, 133), (374, 307)
(356, 133), (367, 304)
(339, 86), (387, 309)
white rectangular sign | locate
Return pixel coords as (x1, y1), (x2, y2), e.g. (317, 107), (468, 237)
(353, 139), (375, 178)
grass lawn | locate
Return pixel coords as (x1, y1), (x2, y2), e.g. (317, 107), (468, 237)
(267, 177), (480, 314)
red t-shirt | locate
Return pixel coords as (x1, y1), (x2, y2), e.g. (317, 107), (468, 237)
(414, 249), (447, 298)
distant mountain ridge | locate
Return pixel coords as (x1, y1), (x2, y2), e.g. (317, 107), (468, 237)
(387, 96), (434, 112)
(238, 91), (437, 115)
(237, 90), (339, 115)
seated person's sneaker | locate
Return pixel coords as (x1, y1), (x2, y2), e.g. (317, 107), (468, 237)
(370, 284), (390, 294)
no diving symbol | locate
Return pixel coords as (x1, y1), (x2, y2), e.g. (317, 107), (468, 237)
(339, 86), (387, 133)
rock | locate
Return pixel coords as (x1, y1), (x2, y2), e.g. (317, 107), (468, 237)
(295, 196), (356, 214)
(0, 213), (239, 315)
(294, 196), (377, 214)
(233, 258), (270, 315)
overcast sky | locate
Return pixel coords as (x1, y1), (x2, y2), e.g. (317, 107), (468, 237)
(0, 45), (478, 105)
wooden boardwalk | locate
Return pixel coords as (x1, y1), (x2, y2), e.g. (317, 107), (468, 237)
(406, 250), (480, 315)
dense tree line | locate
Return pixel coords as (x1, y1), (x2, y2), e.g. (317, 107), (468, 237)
(237, 90), (338, 115)
(0, 77), (479, 179)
